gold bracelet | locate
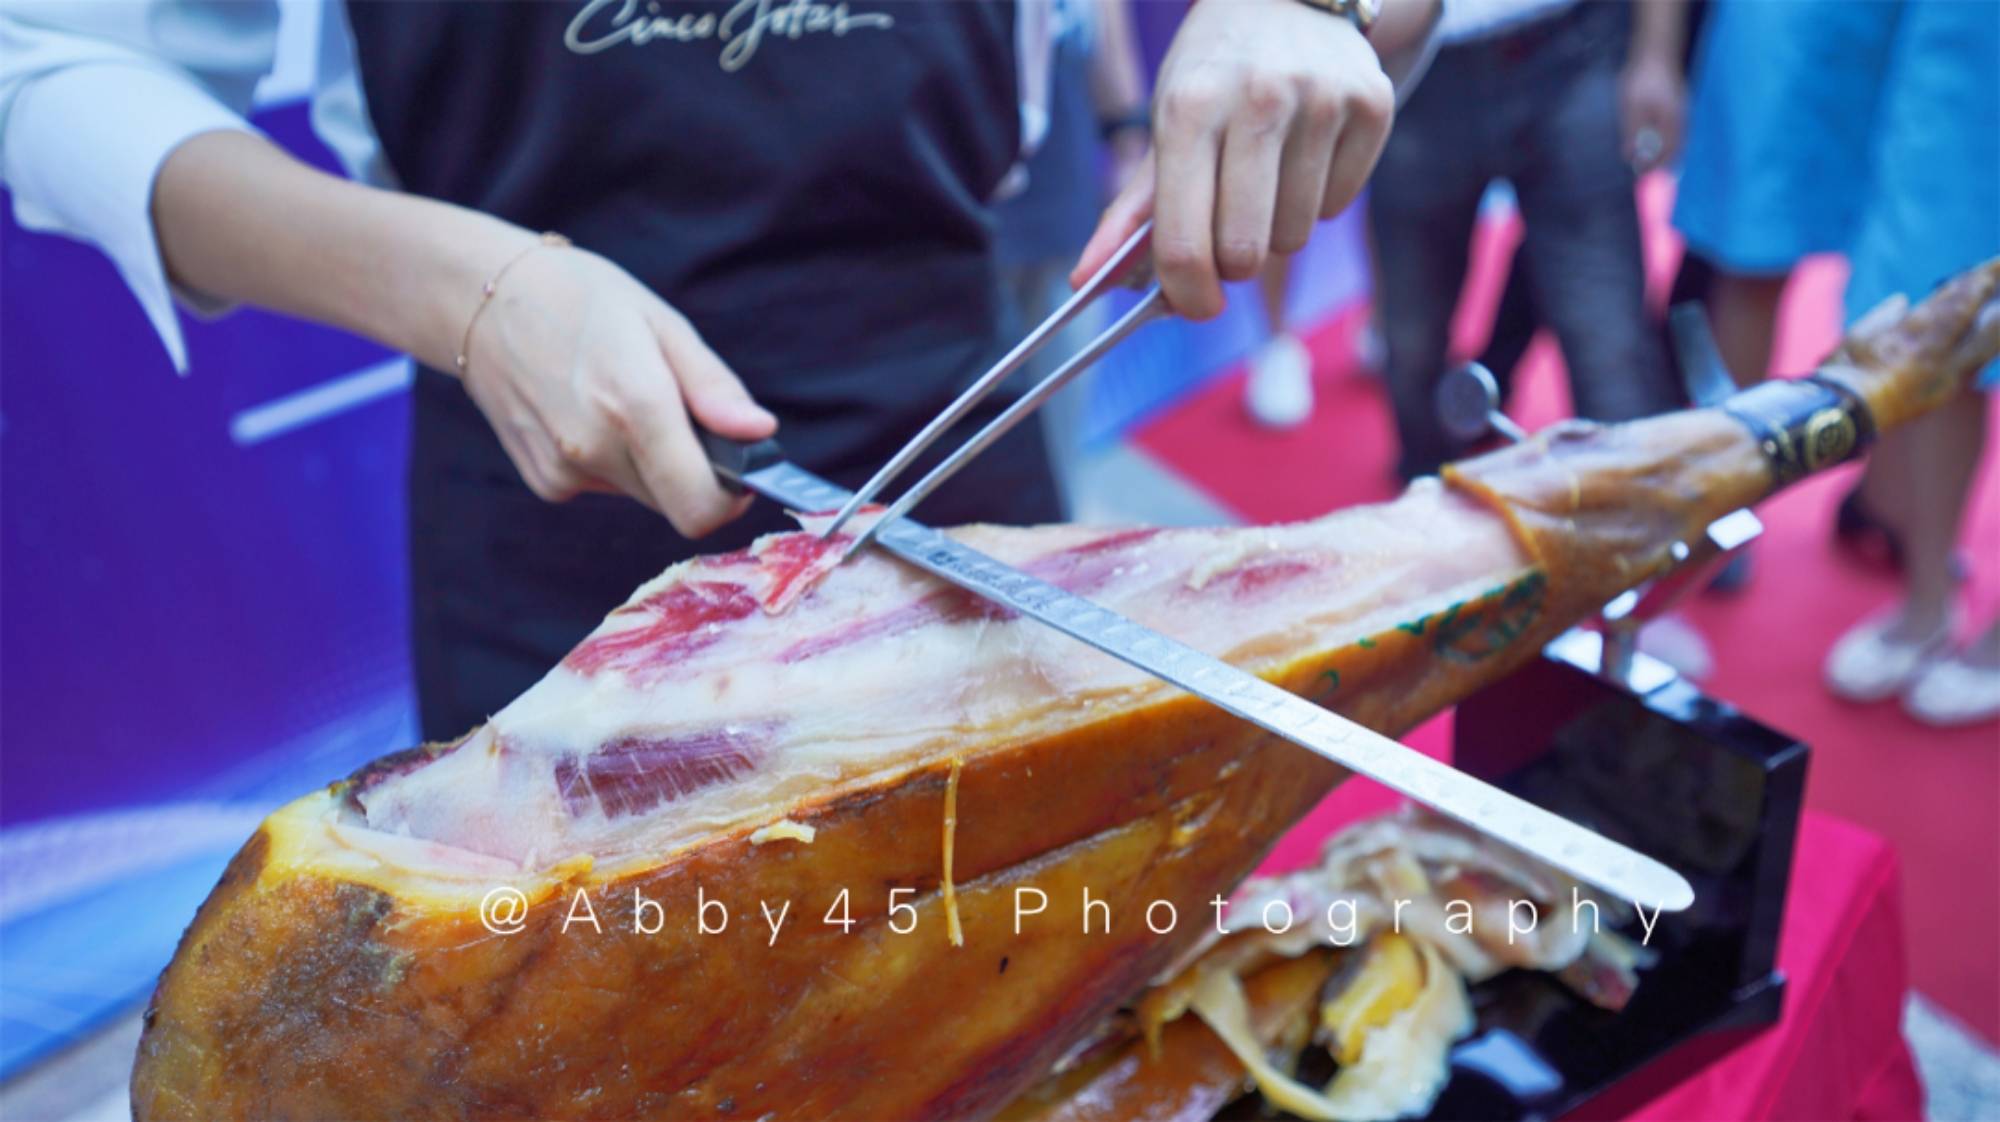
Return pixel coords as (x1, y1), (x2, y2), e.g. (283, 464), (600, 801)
(454, 231), (572, 376)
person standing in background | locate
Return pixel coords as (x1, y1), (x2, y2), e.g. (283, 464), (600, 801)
(1814, 7), (1998, 726)
(1366, 0), (1683, 481)
(1474, 0), (1691, 408)
(1677, 0), (2000, 724)
(1832, 13), (2000, 728)
(997, 0), (1148, 514)
(1675, 1), (1882, 394)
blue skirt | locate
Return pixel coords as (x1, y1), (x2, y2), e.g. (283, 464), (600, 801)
(1675, 0), (2000, 387)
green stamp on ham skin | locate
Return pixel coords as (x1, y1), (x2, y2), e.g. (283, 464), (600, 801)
(1434, 571), (1547, 664)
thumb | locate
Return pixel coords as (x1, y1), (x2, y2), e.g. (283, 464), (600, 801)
(1071, 154), (1156, 290)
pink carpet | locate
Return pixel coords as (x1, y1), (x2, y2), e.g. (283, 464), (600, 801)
(1136, 178), (2000, 1042)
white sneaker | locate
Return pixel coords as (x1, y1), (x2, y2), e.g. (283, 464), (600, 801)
(1823, 611), (1954, 703)
(1903, 653), (2000, 727)
(1246, 333), (1314, 429)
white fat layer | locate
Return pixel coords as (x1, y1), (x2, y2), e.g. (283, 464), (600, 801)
(749, 819), (816, 845)
(358, 486), (1527, 869)
(1184, 529), (1289, 591)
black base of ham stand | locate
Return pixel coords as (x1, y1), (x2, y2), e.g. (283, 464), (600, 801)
(1420, 641), (1806, 1121)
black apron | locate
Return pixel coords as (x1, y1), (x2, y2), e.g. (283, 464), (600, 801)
(346, 0), (1061, 739)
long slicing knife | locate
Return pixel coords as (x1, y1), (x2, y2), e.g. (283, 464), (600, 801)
(702, 433), (1696, 913)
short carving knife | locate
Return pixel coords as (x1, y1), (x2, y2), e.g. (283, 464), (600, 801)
(700, 432), (1696, 913)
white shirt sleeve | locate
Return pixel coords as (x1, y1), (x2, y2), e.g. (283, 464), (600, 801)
(0, 1), (282, 372)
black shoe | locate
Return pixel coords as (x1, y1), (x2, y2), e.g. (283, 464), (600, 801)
(1834, 486), (1904, 573)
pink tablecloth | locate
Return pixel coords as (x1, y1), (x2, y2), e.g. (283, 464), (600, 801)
(1625, 811), (1920, 1122)
(1264, 715), (1922, 1122)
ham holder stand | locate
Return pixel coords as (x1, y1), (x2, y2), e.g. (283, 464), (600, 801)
(1382, 311), (1804, 1120)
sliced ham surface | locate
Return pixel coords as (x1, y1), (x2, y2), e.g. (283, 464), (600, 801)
(359, 483), (1526, 869)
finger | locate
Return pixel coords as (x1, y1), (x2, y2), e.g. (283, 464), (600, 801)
(1071, 155), (1155, 289)
(1153, 75), (1227, 319)
(646, 304), (776, 440)
(567, 457), (667, 517)
(465, 367), (582, 503)
(1318, 80), (1392, 220)
(509, 390), (600, 504)
(491, 422), (558, 501)
(502, 339), (656, 506)
(562, 436), (654, 509)
(616, 359), (753, 538)
(1270, 95), (1339, 256)
(526, 444), (591, 502)
(1213, 80), (1292, 281)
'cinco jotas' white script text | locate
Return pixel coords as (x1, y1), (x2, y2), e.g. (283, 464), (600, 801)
(565, 0), (896, 72)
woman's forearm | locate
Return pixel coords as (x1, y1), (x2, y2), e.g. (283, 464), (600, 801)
(150, 129), (537, 372)
(151, 129), (777, 536)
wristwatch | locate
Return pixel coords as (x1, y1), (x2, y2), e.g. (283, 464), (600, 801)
(1297, 0), (1380, 35)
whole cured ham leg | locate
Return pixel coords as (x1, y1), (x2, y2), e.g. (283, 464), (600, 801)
(132, 262), (1999, 1121)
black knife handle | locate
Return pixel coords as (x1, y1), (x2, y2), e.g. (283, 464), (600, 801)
(697, 427), (786, 494)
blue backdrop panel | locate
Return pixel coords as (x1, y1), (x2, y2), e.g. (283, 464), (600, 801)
(1, 103), (414, 827)
(1, 102), (418, 1075)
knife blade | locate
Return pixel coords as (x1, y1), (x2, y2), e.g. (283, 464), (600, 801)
(701, 434), (1695, 913)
